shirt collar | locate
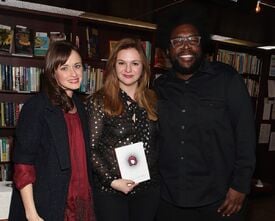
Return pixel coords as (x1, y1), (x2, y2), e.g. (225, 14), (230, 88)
(168, 60), (217, 80)
(198, 60), (217, 75)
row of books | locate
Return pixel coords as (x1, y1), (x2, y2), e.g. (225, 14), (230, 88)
(0, 64), (42, 92)
(79, 65), (104, 94)
(0, 164), (12, 181)
(0, 137), (12, 162)
(243, 78), (259, 97)
(216, 49), (262, 75)
(0, 102), (24, 127)
(0, 62), (103, 94)
(0, 23), (67, 57)
(269, 55), (275, 77)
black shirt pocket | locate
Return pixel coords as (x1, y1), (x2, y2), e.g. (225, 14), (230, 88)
(199, 98), (226, 127)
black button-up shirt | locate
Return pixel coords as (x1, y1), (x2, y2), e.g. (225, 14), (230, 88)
(154, 60), (256, 207)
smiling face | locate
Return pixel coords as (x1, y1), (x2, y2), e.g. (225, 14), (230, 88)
(115, 48), (143, 92)
(54, 50), (83, 97)
(169, 24), (203, 78)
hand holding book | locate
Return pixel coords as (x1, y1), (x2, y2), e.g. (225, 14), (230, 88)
(110, 179), (138, 194)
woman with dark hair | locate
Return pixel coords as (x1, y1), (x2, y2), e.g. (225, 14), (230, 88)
(86, 38), (159, 221)
(9, 40), (96, 221)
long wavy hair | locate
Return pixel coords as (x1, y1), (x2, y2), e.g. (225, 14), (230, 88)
(94, 38), (157, 121)
(42, 40), (81, 112)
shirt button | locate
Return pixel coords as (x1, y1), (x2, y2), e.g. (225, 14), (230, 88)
(181, 140), (185, 144)
(180, 156), (184, 160)
(181, 109), (186, 113)
(181, 125), (185, 130)
(185, 80), (189, 84)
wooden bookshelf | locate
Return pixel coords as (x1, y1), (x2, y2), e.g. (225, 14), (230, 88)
(254, 50), (275, 190)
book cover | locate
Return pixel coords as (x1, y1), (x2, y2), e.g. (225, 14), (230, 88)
(141, 41), (152, 63)
(0, 137), (12, 162)
(13, 25), (33, 57)
(115, 142), (150, 183)
(49, 32), (66, 44)
(34, 32), (49, 56)
(109, 40), (118, 53)
(0, 24), (13, 54)
(86, 27), (99, 58)
(0, 102), (5, 127)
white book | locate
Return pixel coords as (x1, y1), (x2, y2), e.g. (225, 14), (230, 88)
(115, 142), (150, 183)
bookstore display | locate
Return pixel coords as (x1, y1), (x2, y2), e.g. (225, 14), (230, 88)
(0, 3), (156, 182)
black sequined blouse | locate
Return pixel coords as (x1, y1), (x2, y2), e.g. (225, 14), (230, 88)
(86, 90), (159, 194)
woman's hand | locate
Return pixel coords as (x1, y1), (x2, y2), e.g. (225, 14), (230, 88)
(26, 211), (44, 221)
(19, 184), (44, 221)
(111, 179), (138, 194)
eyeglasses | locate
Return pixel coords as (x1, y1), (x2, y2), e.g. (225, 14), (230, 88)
(170, 36), (201, 48)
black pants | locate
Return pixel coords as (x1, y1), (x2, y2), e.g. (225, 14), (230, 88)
(156, 198), (247, 221)
(94, 187), (160, 221)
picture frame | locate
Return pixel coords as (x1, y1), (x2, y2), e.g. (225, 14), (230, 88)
(109, 40), (118, 53)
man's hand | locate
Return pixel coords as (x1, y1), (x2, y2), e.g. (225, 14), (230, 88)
(217, 188), (246, 216)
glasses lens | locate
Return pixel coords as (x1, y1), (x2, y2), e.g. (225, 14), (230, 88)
(171, 36), (201, 47)
(171, 38), (182, 48)
(188, 36), (200, 46)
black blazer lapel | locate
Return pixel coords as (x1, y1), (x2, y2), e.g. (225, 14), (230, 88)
(74, 97), (89, 151)
(73, 96), (93, 181)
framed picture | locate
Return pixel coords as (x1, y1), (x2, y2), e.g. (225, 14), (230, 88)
(109, 40), (118, 53)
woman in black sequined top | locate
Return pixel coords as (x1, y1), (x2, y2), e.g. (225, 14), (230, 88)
(86, 38), (159, 221)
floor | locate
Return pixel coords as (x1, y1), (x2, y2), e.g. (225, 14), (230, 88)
(246, 194), (275, 221)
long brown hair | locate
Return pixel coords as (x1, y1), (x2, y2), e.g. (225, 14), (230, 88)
(95, 38), (157, 121)
(43, 40), (81, 112)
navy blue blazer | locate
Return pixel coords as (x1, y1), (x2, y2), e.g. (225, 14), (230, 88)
(9, 92), (93, 221)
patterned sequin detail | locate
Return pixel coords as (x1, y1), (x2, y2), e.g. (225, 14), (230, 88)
(86, 90), (159, 194)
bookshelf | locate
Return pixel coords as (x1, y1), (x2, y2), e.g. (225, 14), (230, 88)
(77, 12), (156, 66)
(254, 50), (275, 189)
(213, 41), (264, 115)
(0, 2), (156, 182)
(0, 4), (73, 182)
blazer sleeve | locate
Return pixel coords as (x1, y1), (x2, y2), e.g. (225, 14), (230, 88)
(13, 95), (44, 165)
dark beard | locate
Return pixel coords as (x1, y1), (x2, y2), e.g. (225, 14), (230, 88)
(171, 54), (203, 75)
